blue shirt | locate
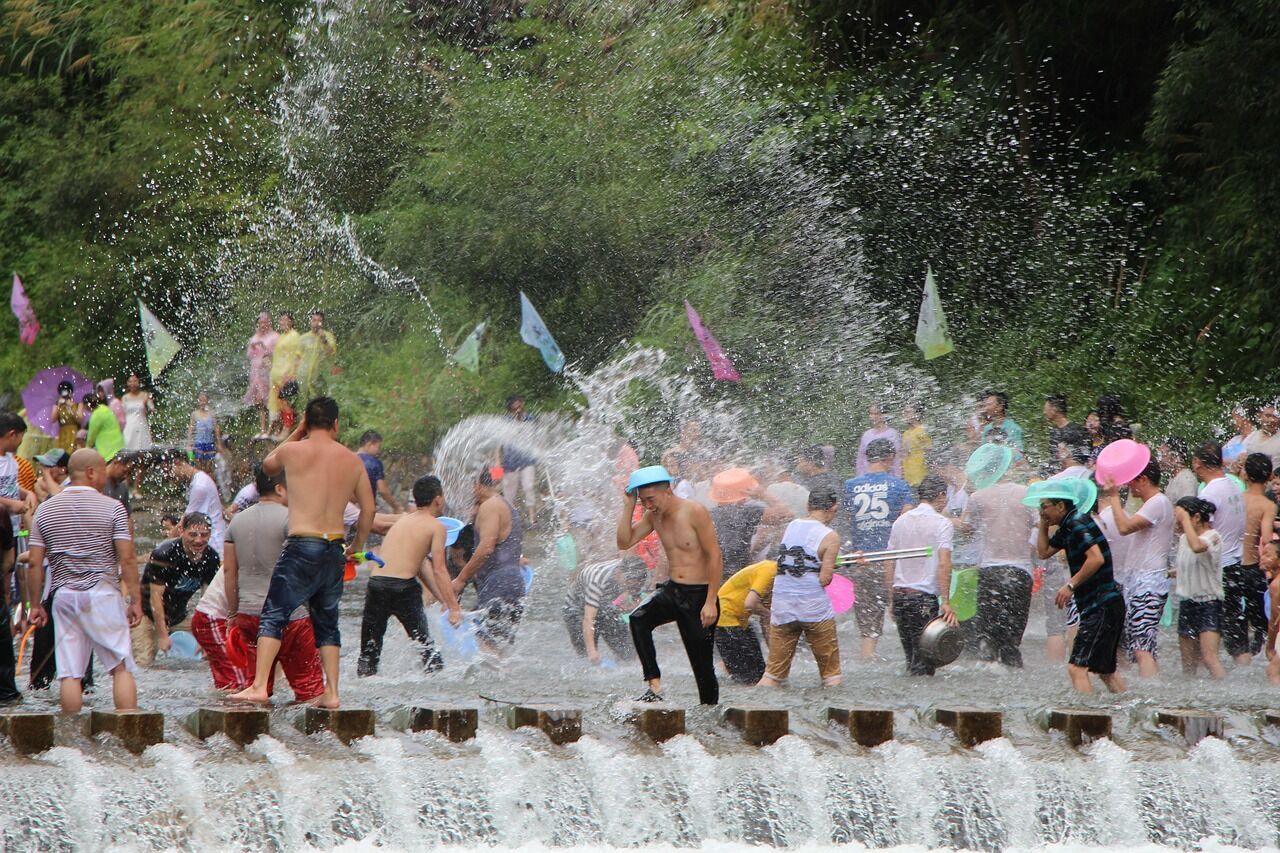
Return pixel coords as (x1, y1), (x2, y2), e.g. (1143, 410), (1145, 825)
(358, 452), (384, 490)
(981, 418), (1025, 451)
(843, 472), (913, 552)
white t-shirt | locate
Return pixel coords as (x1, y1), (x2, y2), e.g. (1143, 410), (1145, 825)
(1123, 493), (1174, 596)
(1051, 465), (1091, 481)
(194, 568), (229, 618)
(0, 452), (19, 530)
(186, 470), (226, 555)
(888, 503), (954, 594)
(1096, 507), (1131, 585)
(1165, 468), (1198, 507)
(1244, 430), (1280, 469)
(1200, 475), (1244, 567)
(1175, 528), (1223, 601)
(771, 518), (836, 624)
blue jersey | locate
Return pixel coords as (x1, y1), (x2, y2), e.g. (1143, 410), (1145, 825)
(843, 472), (913, 552)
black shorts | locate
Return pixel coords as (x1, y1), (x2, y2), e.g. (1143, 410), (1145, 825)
(1177, 597), (1222, 638)
(1069, 596), (1124, 674)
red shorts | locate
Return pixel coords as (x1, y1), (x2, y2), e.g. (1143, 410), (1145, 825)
(191, 610), (250, 691)
(234, 614), (324, 701)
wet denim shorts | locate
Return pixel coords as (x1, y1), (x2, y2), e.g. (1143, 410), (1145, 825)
(258, 536), (346, 647)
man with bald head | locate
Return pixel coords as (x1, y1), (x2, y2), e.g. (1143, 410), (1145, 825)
(26, 449), (142, 713)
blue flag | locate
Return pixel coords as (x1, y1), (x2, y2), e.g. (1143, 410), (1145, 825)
(519, 291), (565, 373)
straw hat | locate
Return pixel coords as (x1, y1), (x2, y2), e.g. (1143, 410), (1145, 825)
(710, 467), (759, 504)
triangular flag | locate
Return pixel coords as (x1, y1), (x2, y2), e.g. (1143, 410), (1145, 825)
(453, 320), (487, 373)
(10, 273), (39, 346)
(684, 300), (740, 382)
(138, 298), (181, 378)
(519, 292), (565, 373)
(914, 264), (954, 360)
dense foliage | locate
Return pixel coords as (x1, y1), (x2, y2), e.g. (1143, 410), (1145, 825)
(0, 0), (1274, 456)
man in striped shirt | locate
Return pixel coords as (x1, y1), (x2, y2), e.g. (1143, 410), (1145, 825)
(25, 449), (142, 713)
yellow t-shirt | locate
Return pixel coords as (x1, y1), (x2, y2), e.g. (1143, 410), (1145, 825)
(903, 424), (932, 486)
(717, 560), (778, 628)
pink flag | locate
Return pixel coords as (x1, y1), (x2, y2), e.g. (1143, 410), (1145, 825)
(684, 300), (740, 382)
(10, 273), (39, 346)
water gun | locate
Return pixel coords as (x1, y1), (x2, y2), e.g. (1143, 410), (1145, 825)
(836, 546), (934, 566)
(344, 550), (384, 581)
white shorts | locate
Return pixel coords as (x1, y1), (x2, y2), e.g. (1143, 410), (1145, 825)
(52, 582), (137, 680)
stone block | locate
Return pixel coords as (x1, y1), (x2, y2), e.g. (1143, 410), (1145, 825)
(827, 706), (894, 747)
(935, 707), (1002, 747)
(626, 702), (685, 742)
(724, 706), (789, 746)
(0, 712), (54, 755)
(90, 710), (164, 754)
(299, 707), (375, 744)
(506, 705), (582, 744)
(188, 707), (270, 746)
(1047, 709), (1112, 746)
(401, 705), (479, 742)
(1155, 709), (1222, 745)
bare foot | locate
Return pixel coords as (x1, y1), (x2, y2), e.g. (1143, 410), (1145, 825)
(230, 687), (271, 703)
(308, 692), (340, 709)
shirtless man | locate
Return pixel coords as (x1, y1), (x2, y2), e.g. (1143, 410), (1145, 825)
(232, 397), (374, 708)
(453, 471), (525, 655)
(616, 465), (722, 704)
(1240, 453), (1277, 662)
(357, 475), (463, 676)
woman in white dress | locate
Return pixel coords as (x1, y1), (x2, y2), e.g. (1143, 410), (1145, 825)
(122, 372), (155, 496)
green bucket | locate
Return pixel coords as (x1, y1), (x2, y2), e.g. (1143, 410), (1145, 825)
(949, 568), (979, 622)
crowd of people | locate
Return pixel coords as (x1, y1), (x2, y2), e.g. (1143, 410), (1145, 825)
(0, 382), (1277, 715)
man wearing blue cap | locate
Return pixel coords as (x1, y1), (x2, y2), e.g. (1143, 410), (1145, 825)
(618, 465), (722, 704)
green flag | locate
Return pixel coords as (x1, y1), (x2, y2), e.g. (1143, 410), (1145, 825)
(453, 320), (486, 372)
(914, 264), (954, 360)
(138, 298), (181, 378)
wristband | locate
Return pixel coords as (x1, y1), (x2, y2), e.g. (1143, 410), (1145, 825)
(1066, 581), (1075, 592)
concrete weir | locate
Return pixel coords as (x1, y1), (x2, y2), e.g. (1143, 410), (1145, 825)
(1155, 709), (1223, 745)
(827, 706), (894, 747)
(0, 712), (55, 755)
(298, 707), (376, 744)
(625, 701), (685, 742)
(397, 705), (480, 742)
(89, 710), (164, 754)
(187, 707), (270, 746)
(935, 707), (1002, 747)
(1047, 709), (1112, 746)
(506, 704), (582, 744)
(724, 706), (788, 746)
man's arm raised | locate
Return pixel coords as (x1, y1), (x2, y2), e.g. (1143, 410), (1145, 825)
(616, 490), (654, 550)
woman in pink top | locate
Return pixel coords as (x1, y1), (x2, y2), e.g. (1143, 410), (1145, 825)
(243, 312), (279, 437)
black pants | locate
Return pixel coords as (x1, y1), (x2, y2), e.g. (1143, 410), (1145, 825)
(629, 581), (718, 704)
(714, 624), (766, 684)
(357, 577), (442, 677)
(0, 603), (17, 701)
(29, 593), (93, 690)
(563, 605), (635, 660)
(1221, 563), (1268, 657)
(973, 566), (1033, 667)
(893, 589), (939, 676)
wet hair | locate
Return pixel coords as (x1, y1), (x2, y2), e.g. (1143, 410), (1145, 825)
(280, 380), (299, 400)
(309, 309), (325, 321)
(359, 430), (382, 446)
(304, 396), (339, 430)
(413, 474), (443, 507)
(1160, 436), (1188, 462)
(1045, 393), (1068, 415)
(982, 390), (1009, 413)
(865, 438), (896, 461)
(1044, 497), (1076, 514)
(1135, 459), (1163, 488)
(453, 523), (476, 563)
(181, 512), (212, 530)
(1176, 496), (1215, 523)
(505, 394), (524, 409)
(477, 469), (499, 488)
(1233, 399), (1259, 421)
(620, 556), (649, 585)
(0, 412), (26, 437)
(1244, 452), (1273, 484)
(798, 445), (825, 466)
(160, 512), (181, 526)
(806, 477), (840, 511)
(1096, 393), (1125, 424)
(917, 474), (948, 503)
(57, 380), (74, 395)
(1068, 440), (1093, 465)
(82, 393), (98, 408)
(254, 463), (284, 496)
(1191, 442), (1223, 469)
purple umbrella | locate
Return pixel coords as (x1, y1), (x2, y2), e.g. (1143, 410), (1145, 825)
(22, 367), (94, 438)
